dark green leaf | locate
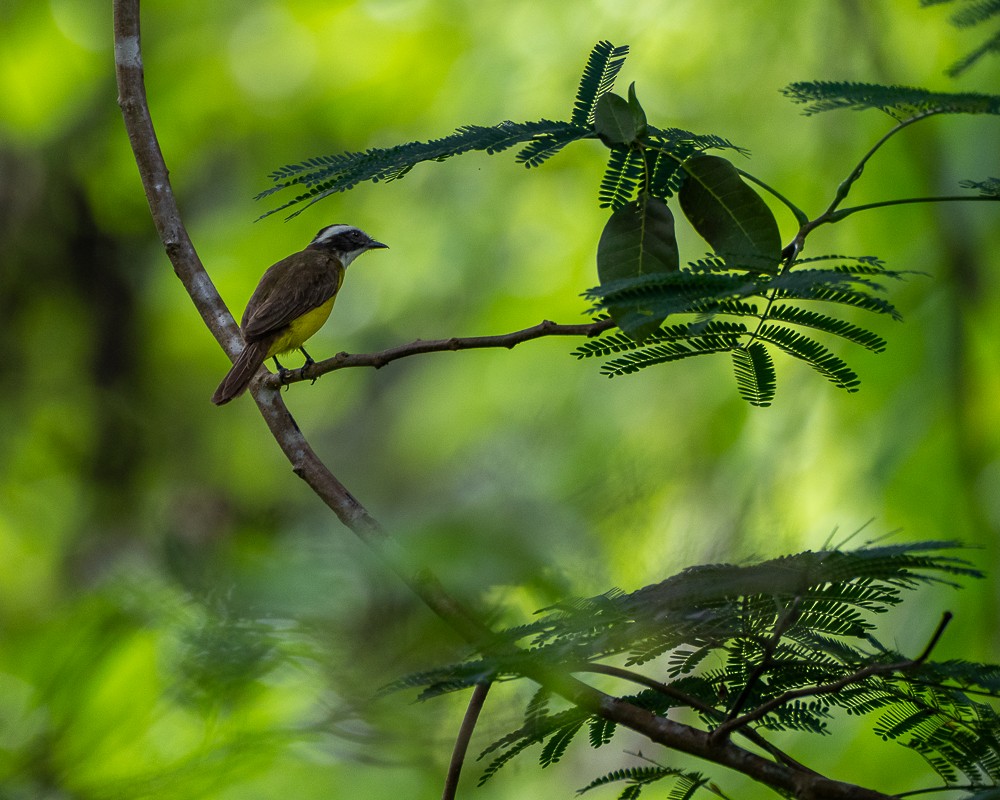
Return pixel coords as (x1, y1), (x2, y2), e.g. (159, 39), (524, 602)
(679, 155), (782, 272)
(597, 198), (680, 339)
(627, 82), (648, 138)
(595, 92), (639, 145)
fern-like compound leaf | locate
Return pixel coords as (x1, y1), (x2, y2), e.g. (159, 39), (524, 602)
(599, 147), (646, 209)
(756, 324), (860, 391)
(731, 342), (777, 406)
(950, 0), (1000, 28)
(571, 41), (630, 127)
(782, 81), (1000, 117)
(259, 120), (588, 218)
(767, 304), (888, 352)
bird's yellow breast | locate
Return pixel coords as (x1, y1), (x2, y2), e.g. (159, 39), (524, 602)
(265, 296), (336, 358)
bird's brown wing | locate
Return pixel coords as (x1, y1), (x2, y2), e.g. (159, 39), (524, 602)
(240, 250), (344, 343)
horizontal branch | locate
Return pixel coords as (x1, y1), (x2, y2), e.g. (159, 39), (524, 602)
(265, 318), (616, 389)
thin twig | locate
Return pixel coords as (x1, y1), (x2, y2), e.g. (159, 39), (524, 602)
(267, 318), (616, 390)
(721, 597), (804, 726)
(784, 109), (941, 258)
(442, 682), (491, 800)
(573, 663), (717, 713)
(711, 612), (953, 742)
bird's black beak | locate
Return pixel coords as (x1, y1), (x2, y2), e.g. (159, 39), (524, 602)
(369, 241), (389, 250)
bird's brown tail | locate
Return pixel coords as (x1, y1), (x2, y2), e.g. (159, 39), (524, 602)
(211, 340), (268, 405)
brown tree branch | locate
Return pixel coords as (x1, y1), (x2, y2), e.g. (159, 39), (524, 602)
(265, 318), (616, 390)
(442, 682), (491, 800)
(113, 6), (898, 797)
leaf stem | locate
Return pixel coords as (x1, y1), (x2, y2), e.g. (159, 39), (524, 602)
(827, 194), (1000, 222)
(736, 169), (809, 226)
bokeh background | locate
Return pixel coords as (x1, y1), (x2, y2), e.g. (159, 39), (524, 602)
(2, 0), (1000, 797)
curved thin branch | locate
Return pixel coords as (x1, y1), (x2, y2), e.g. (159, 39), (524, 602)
(826, 193), (1000, 222)
(112, 0), (485, 646)
(784, 109), (941, 258)
(442, 682), (491, 800)
(572, 663), (821, 775)
(711, 612), (954, 743)
(267, 318), (616, 389)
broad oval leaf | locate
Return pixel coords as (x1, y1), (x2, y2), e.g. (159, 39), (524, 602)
(597, 197), (679, 339)
(627, 82), (648, 139)
(679, 155), (782, 273)
(594, 92), (638, 146)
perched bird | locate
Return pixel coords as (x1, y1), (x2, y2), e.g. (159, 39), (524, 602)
(211, 224), (387, 405)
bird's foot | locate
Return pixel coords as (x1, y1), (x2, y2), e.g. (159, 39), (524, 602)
(272, 357), (292, 391)
(299, 348), (318, 385)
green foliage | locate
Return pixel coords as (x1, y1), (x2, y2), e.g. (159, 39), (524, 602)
(921, 0), (1000, 74)
(731, 342), (776, 407)
(572, 40), (631, 127)
(578, 766), (709, 800)
(256, 119), (592, 218)
(597, 197), (680, 340)
(677, 155), (782, 273)
(781, 81), (1000, 117)
(259, 41), (741, 219)
(390, 542), (997, 795)
(579, 256), (904, 405)
(260, 41), (1000, 410)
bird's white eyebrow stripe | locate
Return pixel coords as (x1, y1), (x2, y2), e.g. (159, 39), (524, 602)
(313, 224), (354, 243)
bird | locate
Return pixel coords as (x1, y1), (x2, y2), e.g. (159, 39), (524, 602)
(211, 224), (387, 405)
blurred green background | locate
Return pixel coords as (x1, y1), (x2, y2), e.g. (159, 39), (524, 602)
(2, 0), (999, 797)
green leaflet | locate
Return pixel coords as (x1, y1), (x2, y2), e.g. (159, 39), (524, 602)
(731, 342), (776, 407)
(594, 92), (640, 146)
(593, 83), (648, 146)
(679, 154), (782, 273)
(597, 197), (679, 340)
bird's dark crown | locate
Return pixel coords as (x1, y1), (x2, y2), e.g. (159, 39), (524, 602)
(308, 224), (385, 256)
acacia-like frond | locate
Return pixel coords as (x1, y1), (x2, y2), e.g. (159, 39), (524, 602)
(781, 81), (1000, 117)
(779, 285), (901, 320)
(515, 125), (595, 167)
(731, 342), (776, 406)
(573, 320), (750, 360)
(600, 147), (646, 209)
(647, 126), (749, 157)
(578, 766), (691, 796)
(582, 255), (905, 402)
(571, 40), (630, 127)
(385, 543), (995, 795)
(949, 28), (1000, 75)
(258, 119), (589, 218)
(950, 0), (1000, 28)
(599, 332), (744, 377)
(766, 305), (887, 352)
